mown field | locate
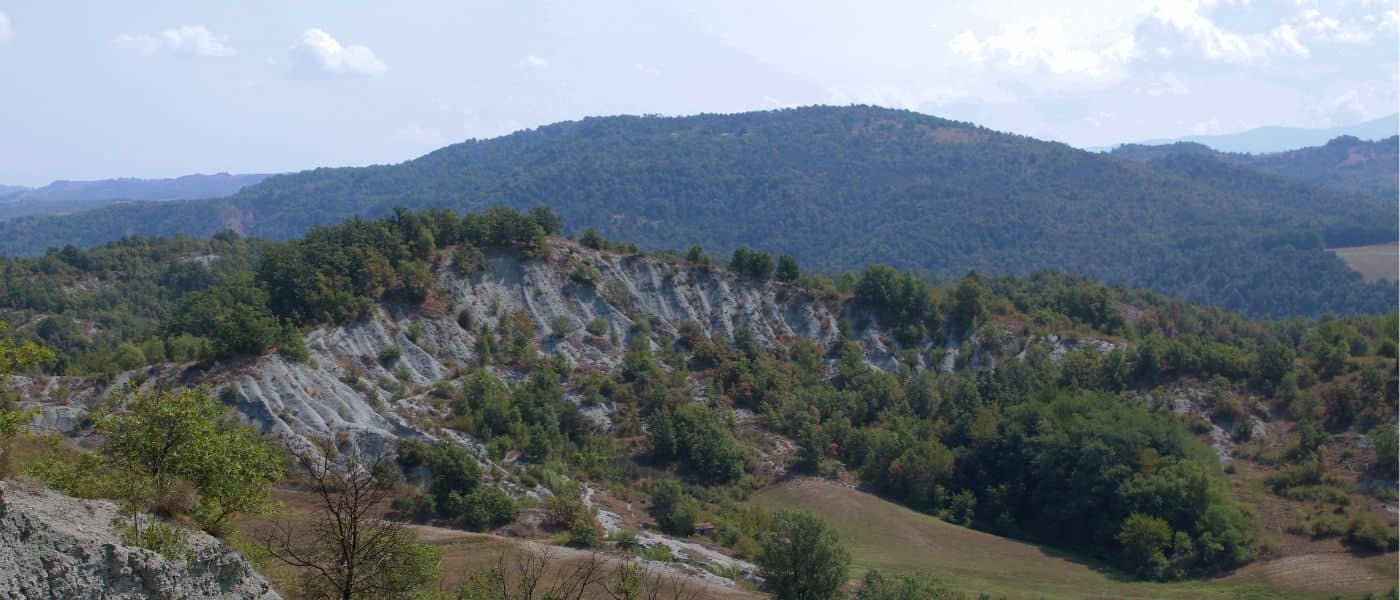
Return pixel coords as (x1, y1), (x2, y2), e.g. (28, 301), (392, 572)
(1331, 242), (1399, 282)
(752, 477), (1396, 600)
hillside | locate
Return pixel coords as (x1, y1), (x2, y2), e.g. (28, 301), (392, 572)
(755, 478), (1397, 599)
(3, 208), (1396, 598)
(0, 106), (1392, 318)
(0, 172), (270, 221)
(1111, 135), (1400, 199)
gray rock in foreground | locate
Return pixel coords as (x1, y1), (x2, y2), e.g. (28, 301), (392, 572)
(0, 479), (280, 599)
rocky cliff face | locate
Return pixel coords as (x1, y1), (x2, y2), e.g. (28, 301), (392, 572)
(17, 242), (1112, 459)
(0, 479), (280, 600)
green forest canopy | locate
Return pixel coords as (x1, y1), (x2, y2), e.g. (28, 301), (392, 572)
(0, 106), (1393, 318)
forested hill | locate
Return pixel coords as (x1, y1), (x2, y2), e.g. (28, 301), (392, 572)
(0, 105), (1393, 317)
(0, 172), (271, 221)
(1111, 135), (1400, 199)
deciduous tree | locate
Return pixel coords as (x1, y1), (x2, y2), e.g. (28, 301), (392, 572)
(757, 509), (851, 600)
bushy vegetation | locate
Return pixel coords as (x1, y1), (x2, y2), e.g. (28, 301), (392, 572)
(0, 321), (54, 477)
(855, 570), (964, 600)
(256, 205), (557, 327)
(96, 389), (284, 533)
(648, 402), (748, 484)
(0, 233), (260, 373)
(392, 438), (520, 530)
(433, 365), (594, 464)
(0, 205), (561, 371)
(747, 339), (1255, 578)
(20, 386), (284, 555)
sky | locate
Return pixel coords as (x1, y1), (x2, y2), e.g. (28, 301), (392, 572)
(0, 0), (1396, 186)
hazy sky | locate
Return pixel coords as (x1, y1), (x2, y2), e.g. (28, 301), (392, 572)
(0, 0), (1396, 185)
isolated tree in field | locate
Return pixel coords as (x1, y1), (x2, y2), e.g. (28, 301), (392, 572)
(98, 386), (283, 535)
(758, 509), (851, 600)
(261, 451), (441, 600)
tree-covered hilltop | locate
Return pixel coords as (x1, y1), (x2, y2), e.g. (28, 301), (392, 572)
(1111, 135), (1399, 200)
(0, 233), (267, 373)
(0, 106), (1393, 318)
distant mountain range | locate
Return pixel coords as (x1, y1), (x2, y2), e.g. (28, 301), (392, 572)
(0, 106), (1391, 317)
(1099, 113), (1399, 154)
(0, 173), (271, 221)
(1110, 135), (1399, 199)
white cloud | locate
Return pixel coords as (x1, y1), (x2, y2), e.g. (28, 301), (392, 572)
(160, 25), (235, 57)
(1147, 0), (1312, 62)
(1295, 7), (1387, 43)
(948, 18), (1138, 80)
(1382, 10), (1400, 33)
(949, 1), (1333, 74)
(1148, 1), (1265, 62)
(292, 29), (386, 78)
(1270, 24), (1309, 56)
(112, 25), (234, 57)
(520, 54), (548, 69)
(0, 11), (12, 42)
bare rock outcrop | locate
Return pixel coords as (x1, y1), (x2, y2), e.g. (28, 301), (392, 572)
(0, 479), (280, 600)
(16, 242), (1116, 463)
